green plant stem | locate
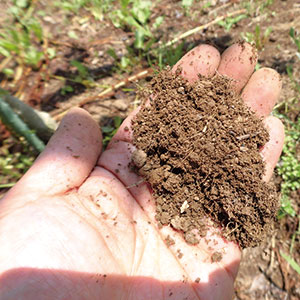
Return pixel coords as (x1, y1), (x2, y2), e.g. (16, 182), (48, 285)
(0, 97), (45, 153)
(280, 251), (300, 275)
(1, 91), (55, 142)
(0, 183), (16, 189)
(163, 9), (246, 48)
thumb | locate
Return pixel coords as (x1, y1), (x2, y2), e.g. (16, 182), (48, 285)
(4, 108), (102, 200)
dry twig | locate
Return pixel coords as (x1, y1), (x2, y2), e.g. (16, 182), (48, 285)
(163, 9), (247, 48)
(52, 68), (153, 120)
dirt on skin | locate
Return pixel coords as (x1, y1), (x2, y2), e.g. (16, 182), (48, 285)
(132, 67), (279, 249)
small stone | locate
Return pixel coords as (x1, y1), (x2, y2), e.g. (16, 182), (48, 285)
(180, 200), (189, 213)
(132, 149), (147, 168)
(165, 235), (175, 247)
(177, 86), (185, 94)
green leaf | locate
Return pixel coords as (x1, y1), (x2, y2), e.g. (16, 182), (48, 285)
(0, 46), (10, 57)
(25, 49), (43, 67)
(101, 126), (114, 133)
(153, 16), (164, 29)
(61, 85), (74, 95)
(113, 116), (122, 128)
(280, 251), (300, 275)
(264, 26), (272, 38)
(28, 20), (43, 42)
(120, 0), (131, 11)
(19, 30), (31, 47)
(3, 68), (14, 77)
(290, 27), (295, 38)
(289, 27), (300, 51)
(279, 194), (296, 218)
(107, 48), (118, 60)
(15, 0), (29, 8)
(120, 56), (130, 68)
(132, 0), (152, 25)
(71, 60), (88, 78)
(68, 31), (79, 39)
(9, 29), (20, 44)
(182, 0), (193, 8)
(110, 10), (124, 28)
(124, 15), (151, 36)
(255, 24), (261, 37)
(8, 6), (21, 16)
(0, 40), (19, 53)
(47, 48), (56, 59)
(134, 29), (145, 49)
(255, 62), (261, 71)
(37, 10), (46, 17)
(217, 20), (226, 27)
(89, 7), (104, 20)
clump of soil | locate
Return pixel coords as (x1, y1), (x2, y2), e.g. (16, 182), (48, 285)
(132, 67), (279, 249)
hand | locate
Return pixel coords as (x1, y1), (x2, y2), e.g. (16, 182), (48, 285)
(0, 43), (284, 300)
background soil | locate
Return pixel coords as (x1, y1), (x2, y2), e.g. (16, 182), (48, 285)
(0, 0), (299, 299)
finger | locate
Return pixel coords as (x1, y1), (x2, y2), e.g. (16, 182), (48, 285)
(218, 42), (257, 93)
(5, 108), (102, 199)
(238, 67), (283, 180)
(109, 107), (140, 144)
(172, 44), (221, 82)
(261, 116), (285, 182)
(241, 68), (282, 117)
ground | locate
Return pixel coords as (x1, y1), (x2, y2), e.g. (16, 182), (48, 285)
(0, 0), (299, 299)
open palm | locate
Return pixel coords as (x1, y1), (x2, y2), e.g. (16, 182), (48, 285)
(0, 43), (284, 300)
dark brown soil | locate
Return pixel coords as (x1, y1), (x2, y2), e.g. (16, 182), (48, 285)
(132, 67), (279, 249)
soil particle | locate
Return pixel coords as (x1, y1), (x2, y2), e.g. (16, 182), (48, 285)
(211, 251), (223, 263)
(184, 231), (199, 245)
(165, 235), (175, 247)
(132, 67), (279, 249)
(132, 149), (147, 169)
(177, 249), (183, 259)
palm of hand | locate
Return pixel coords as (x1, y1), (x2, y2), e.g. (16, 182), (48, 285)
(0, 43), (284, 300)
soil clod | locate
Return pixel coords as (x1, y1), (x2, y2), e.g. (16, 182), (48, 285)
(132, 67), (279, 248)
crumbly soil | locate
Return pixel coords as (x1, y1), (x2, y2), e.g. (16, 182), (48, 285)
(132, 67), (279, 249)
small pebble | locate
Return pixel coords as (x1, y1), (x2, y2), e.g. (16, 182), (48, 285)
(132, 149), (147, 168)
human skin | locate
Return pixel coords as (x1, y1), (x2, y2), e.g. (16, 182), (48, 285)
(0, 43), (284, 300)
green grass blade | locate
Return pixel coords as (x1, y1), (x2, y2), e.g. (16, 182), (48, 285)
(280, 251), (300, 275)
